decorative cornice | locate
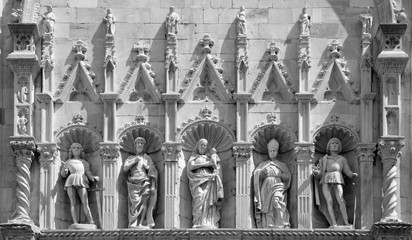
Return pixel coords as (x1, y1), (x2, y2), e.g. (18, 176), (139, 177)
(99, 142), (120, 161)
(161, 142), (182, 162)
(233, 142), (254, 161)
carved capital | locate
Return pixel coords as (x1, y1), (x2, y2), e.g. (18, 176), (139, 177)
(356, 143), (376, 163)
(294, 142), (314, 163)
(378, 137), (404, 161)
(371, 222), (412, 240)
(233, 142), (254, 162)
(10, 137), (35, 159)
(99, 142), (120, 161)
(37, 143), (57, 169)
(162, 142), (182, 162)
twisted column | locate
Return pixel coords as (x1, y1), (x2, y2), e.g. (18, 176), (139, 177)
(9, 138), (35, 224)
(377, 137), (404, 222)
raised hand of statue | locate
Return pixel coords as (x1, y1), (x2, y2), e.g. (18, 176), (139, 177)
(351, 172), (358, 179)
(92, 176), (100, 182)
(312, 164), (321, 176)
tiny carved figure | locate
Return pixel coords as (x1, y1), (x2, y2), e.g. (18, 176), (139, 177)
(123, 137), (158, 228)
(299, 7), (311, 36)
(236, 6), (247, 35)
(360, 6), (373, 35)
(11, 0), (23, 23)
(103, 8), (115, 35)
(41, 5), (55, 35)
(252, 139), (291, 228)
(18, 85), (28, 103)
(61, 143), (99, 225)
(17, 114), (28, 135)
(166, 6), (180, 36)
(313, 138), (358, 228)
(187, 138), (224, 228)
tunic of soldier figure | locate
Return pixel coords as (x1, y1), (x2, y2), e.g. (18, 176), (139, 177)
(123, 137), (158, 228)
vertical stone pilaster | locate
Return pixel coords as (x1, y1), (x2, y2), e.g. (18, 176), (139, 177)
(377, 137), (404, 222)
(295, 93), (313, 142)
(294, 142), (314, 229)
(41, 34), (54, 93)
(100, 94), (118, 142)
(297, 35), (310, 92)
(9, 137), (36, 224)
(104, 31), (116, 93)
(99, 142), (121, 229)
(37, 143), (57, 229)
(162, 142), (183, 228)
(162, 94), (180, 142)
(233, 142), (253, 228)
(356, 143), (376, 229)
(236, 35), (248, 93)
(233, 93), (252, 142)
(36, 93), (54, 142)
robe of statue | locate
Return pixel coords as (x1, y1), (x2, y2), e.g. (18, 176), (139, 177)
(252, 159), (291, 228)
(187, 153), (224, 228)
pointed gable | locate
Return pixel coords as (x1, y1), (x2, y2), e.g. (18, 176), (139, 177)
(180, 35), (232, 102)
(54, 40), (99, 103)
(313, 40), (356, 103)
(118, 42), (161, 103)
(251, 42), (294, 102)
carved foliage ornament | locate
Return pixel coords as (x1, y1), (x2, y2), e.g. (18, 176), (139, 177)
(233, 144), (254, 161)
(378, 139), (404, 160)
(100, 144), (120, 161)
(10, 139), (36, 158)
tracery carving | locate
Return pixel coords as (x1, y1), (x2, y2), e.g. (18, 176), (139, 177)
(311, 40), (358, 103)
(118, 42), (162, 102)
(55, 40), (99, 102)
(118, 116), (164, 154)
(250, 42), (294, 102)
(180, 35), (232, 101)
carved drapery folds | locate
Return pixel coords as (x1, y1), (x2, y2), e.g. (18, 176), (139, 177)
(9, 137), (36, 224)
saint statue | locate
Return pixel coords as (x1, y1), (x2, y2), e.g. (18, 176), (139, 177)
(187, 138), (224, 228)
(61, 143), (99, 225)
(103, 8), (115, 35)
(252, 139), (291, 228)
(123, 137), (158, 228)
(298, 7), (311, 36)
(41, 5), (55, 35)
(236, 6), (247, 36)
(166, 6), (180, 36)
(360, 7), (372, 35)
(313, 138), (358, 228)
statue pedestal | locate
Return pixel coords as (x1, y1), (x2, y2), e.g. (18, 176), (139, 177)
(68, 223), (97, 230)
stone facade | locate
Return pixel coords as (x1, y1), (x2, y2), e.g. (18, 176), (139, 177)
(0, 0), (412, 239)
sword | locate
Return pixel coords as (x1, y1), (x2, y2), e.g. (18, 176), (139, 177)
(89, 182), (104, 228)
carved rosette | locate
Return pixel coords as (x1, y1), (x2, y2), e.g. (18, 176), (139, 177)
(162, 142), (182, 162)
(233, 143), (253, 162)
(37, 143), (57, 170)
(99, 143), (120, 162)
(378, 138), (404, 221)
(9, 138), (36, 223)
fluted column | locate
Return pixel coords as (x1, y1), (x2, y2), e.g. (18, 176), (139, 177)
(294, 142), (314, 229)
(377, 137), (404, 222)
(37, 143), (57, 229)
(162, 142), (183, 228)
(99, 142), (120, 229)
(9, 137), (36, 224)
(233, 142), (253, 228)
(356, 143), (376, 229)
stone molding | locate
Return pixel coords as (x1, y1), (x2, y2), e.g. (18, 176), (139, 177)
(99, 142), (120, 162)
(233, 142), (254, 162)
(161, 142), (182, 162)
